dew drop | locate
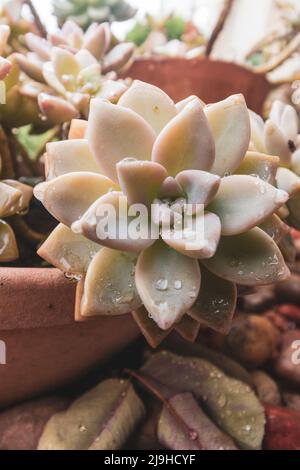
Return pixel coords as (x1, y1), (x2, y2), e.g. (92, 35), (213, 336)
(155, 279), (168, 291)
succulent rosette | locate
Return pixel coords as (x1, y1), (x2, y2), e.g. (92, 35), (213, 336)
(34, 81), (291, 346)
(15, 21), (134, 123)
(249, 101), (300, 230)
(52, 0), (137, 30)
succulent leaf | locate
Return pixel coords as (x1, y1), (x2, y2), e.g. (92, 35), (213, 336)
(132, 306), (171, 348)
(235, 151), (279, 185)
(176, 169), (221, 207)
(0, 220), (18, 262)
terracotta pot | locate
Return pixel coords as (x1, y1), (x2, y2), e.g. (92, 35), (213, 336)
(0, 268), (139, 408)
(125, 57), (271, 114)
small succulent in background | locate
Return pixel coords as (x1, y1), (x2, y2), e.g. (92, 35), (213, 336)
(52, 0), (137, 30)
(34, 80), (291, 347)
(249, 100), (300, 230)
(15, 21), (134, 123)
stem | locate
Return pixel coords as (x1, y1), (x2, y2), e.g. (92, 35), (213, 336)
(0, 126), (16, 178)
(10, 215), (46, 246)
(125, 369), (197, 440)
(206, 0), (234, 57)
(25, 0), (47, 38)
(253, 32), (300, 74)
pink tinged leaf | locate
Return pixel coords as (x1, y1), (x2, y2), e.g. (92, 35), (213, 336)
(74, 191), (157, 252)
(188, 266), (237, 334)
(135, 240), (201, 330)
(102, 42), (134, 74)
(235, 151), (279, 185)
(259, 214), (290, 244)
(162, 212), (221, 260)
(38, 93), (79, 125)
(264, 120), (291, 166)
(33, 172), (118, 227)
(82, 23), (108, 61)
(176, 95), (205, 113)
(142, 351), (265, 450)
(25, 33), (51, 60)
(51, 47), (80, 80)
(117, 159), (168, 206)
(132, 306), (171, 348)
(75, 49), (98, 69)
(270, 100), (299, 143)
(79, 248), (142, 317)
(95, 80), (128, 103)
(158, 176), (184, 199)
(158, 393), (238, 450)
(37, 223), (101, 275)
(276, 167), (300, 198)
(176, 169), (221, 207)
(118, 80), (177, 134)
(174, 316), (200, 342)
(203, 227), (290, 286)
(87, 99), (156, 183)
(0, 57), (11, 80)
(204, 94), (251, 176)
(249, 110), (266, 153)
(38, 379), (145, 450)
(0, 220), (18, 262)
(208, 175), (288, 236)
(45, 139), (101, 180)
(14, 53), (44, 83)
(152, 98), (215, 176)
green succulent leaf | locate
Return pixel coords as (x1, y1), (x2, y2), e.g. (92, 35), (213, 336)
(38, 379), (145, 450)
(203, 227), (290, 286)
(142, 351), (265, 450)
(188, 266), (237, 334)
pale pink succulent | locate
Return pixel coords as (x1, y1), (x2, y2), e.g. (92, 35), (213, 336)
(15, 21), (134, 123)
(250, 100), (300, 230)
(34, 81), (290, 346)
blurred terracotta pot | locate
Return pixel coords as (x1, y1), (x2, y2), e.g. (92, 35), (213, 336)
(0, 268), (139, 408)
(126, 57), (271, 114)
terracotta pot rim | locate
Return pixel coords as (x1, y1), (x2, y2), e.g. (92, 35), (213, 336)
(0, 267), (127, 331)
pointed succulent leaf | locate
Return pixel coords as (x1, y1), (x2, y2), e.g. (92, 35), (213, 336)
(82, 23), (108, 61)
(102, 43), (134, 74)
(176, 170), (221, 207)
(2, 180), (32, 214)
(235, 151), (279, 185)
(203, 227), (290, 286)
(38, 379), (145, 450)
(33, 172), (118, 227)
(158, 176), (184, 199)
(249, 110), (266, 153)
(189, 266), (237, 334)
(259, 214), (290, 244)
(69, 119), (87, 140)
(270, 101), (299, 143)
(0, 182), (22, 218)
(95, 80), (127, 103)
(38, 93), (79, 124)
(51, 47), (80, 80)
(74, 191), (157, 252)
(135, 240), (201, 330)
(14, 54), (44, 83)
(158, 393), (238, 450)
(152, 98), (215, 176)
(204, 94), (250, 176)
(118, 80), (177, 134)
(87, 99), (156, 182)
(162, 212), (221, 259)
(174, 316), (200, 343)
(43, 62), (67, 95)
(117, 159), (168, 206)
(79, 248), (142, 317)
(0, 220), (18, 262)
(75, 49), (99, 69)
(291, 148), (300, 176)
(208, 175), (288, 236)
(25, 33), (51, 61)
(264, 120), (291, 166)
(276, 167), (300, 198)
(176, 95), (205, 113)
(142, 351), (265, 450)
(37, 223), (101, 275)
(45, 139), (100, 180)
(132, 306), (171, 348)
